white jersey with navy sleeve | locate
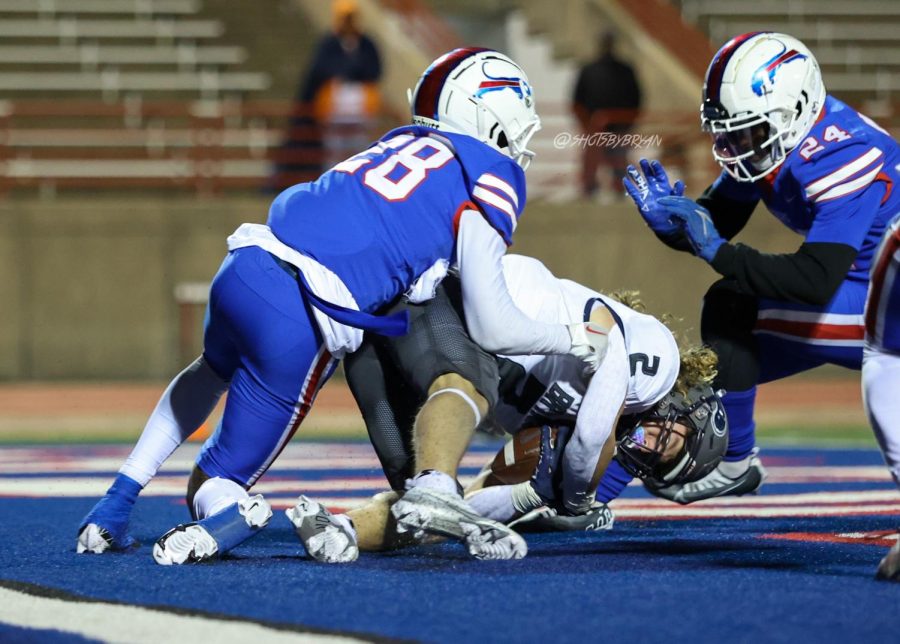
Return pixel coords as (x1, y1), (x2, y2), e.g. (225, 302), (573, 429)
(267, 125), (526, 314)
(492, 255), (680, 432)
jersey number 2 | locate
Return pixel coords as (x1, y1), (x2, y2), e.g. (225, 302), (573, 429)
(629, 353), (660, 377)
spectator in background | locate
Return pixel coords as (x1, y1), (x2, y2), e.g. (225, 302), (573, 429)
(572, 31), (642, 200)
(275, 0), (382, 188)
(303, 0), (382, 169)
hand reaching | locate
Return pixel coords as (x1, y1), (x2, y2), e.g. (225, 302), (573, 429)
(623, 158), (685, 236)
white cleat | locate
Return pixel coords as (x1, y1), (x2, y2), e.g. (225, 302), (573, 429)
(392, 486), (527, 561)
(76, 524), (112, 554)
(152, 524), (218, 566)
(286, 495), (358, 564)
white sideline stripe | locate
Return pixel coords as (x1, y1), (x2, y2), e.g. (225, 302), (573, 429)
(815, 164), (883, 203)
(610, 503), (900, 519)
(611, 488), (900, 507)
(0, 586), (365, 644)
(804, 147), (882, 198)
(0, 477), (389, 497)
(0, 451), (491, 473)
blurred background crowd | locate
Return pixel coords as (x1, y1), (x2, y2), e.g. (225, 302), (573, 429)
(1, 0), (895, 395)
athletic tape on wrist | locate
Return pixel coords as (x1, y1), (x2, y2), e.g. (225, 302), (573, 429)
(426, 387), (482, 426)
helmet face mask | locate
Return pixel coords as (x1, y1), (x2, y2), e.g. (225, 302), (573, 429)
(615, 385), (728, 487)
(701, 32), (825, 182)
(704, 109), (794, 181)
(409, 48), (541, 170)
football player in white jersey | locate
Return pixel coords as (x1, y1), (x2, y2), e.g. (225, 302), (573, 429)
(296, 255), (727, 557)
(866, 215), (900, 582)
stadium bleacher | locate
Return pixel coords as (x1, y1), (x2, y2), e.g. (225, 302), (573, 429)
(679, 0), (900, 105)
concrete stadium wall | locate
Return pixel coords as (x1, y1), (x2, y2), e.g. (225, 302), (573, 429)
(0, 195), (800, 380)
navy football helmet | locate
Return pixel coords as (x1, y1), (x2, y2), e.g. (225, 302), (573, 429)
(615, 385), (728, 488)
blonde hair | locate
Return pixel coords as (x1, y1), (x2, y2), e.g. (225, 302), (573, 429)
(608, 289), (718, 397)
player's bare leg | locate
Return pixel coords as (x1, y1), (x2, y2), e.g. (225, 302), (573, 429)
(391, 374), (527, 560)
(345, 491), (428, 551)
(413, 373), (487, 480)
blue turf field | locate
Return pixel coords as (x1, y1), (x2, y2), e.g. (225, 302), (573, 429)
(0, 441), (898, 643)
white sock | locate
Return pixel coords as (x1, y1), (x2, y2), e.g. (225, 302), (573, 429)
(467, 485), (518, 523)
(119, 357), (228, 486)
(719, 454), (752, 478)
(193, 477), (249, 520)
(408, 470), (459, 496)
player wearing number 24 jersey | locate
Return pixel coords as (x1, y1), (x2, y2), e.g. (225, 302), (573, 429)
(624, 32), (900, 509)
(77, 48), (609, 565)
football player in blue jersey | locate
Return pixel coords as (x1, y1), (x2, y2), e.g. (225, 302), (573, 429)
(76, 48), (611, 564)
(622, 32), (900, 505)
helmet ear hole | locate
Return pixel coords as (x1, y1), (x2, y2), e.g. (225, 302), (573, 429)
(497, 130), (509, 150)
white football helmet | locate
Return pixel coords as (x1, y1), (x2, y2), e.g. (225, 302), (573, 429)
(701, 32), (826, 182)
(409, 48), (541, 170)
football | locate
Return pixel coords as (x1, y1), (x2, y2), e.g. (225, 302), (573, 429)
(484, 425), (558, 487)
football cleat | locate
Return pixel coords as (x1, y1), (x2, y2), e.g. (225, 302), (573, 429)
(391, 486), (527, 560)
(153, 524), (218, 565)
(76, 474), (142, 554)
(876, 537), (900, 581)
(285, 495), (358, 564)
(510, 502), (615, 533)
(153, 494), (272, 566)
(646, 447), (767, 505)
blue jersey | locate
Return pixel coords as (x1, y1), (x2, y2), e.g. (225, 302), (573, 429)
(711, 95), (900, 283)
(267, 125), (526, 312)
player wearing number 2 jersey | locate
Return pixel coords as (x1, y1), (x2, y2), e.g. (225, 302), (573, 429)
(77, 49), (609, 564)
(624, 32), (900, 509)
(306, 255), (726, 555)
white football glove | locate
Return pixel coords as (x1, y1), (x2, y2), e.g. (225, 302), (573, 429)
(567, 321), (610, 374)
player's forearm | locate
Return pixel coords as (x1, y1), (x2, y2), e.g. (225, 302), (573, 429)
(709, 241), (858, 305)
(562, 331), (627, 513)
(457, 212), (571, 355)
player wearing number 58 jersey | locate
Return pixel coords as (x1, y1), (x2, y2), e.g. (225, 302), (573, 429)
(77, 49), (608, 564)
(624, 32), (900, 506)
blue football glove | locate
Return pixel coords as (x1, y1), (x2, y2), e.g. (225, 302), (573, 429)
(530, 424), (573, 506)
(623, 158), (685, 235)
(658, 196), (726, 262)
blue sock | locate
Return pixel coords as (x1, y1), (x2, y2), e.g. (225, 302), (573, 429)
(198, 500), (268, 555)
(595, 459), (634, 503)
(722, 387), (757, 461)
(79, 473), (143, 548)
